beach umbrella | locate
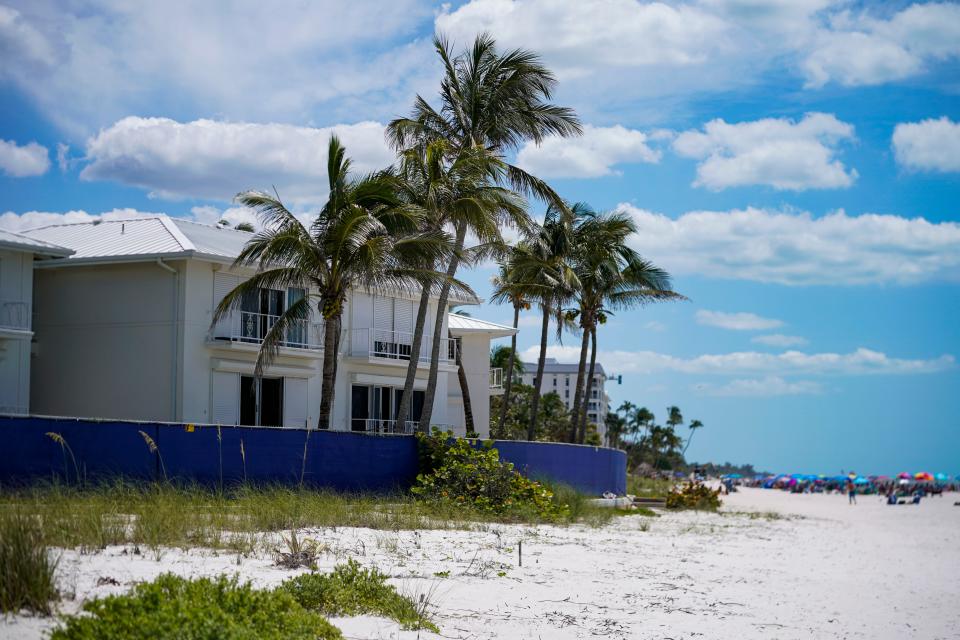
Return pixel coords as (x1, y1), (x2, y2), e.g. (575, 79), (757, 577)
(897, 472), (912, 480)
(854, 477), (869, 485)
(914, 472), (933, 482)
(875, 475), (890, 481)
(726, 473), (742, 479)
(934, 473), (948, 482)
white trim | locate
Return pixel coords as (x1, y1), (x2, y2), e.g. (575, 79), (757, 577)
(351, 372), (427, 390)
(211, 357), (316, 378)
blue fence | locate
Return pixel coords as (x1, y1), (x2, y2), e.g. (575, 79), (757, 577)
(0, 415), (626, 495)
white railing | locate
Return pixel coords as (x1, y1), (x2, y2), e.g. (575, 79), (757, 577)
(352, 418), (418, 435)
(211, 311), (324, 350)
(490, 367), (503, 389)
(0, 300), (30, 331)
(349, 328), (456, 363)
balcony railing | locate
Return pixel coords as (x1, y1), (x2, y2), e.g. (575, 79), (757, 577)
(210, 311), (324, 350)
(0, 300), (30, 331)
(352, 418), (418, 435)
(349, 328), (456, 363)
(490, 367), (503, 389)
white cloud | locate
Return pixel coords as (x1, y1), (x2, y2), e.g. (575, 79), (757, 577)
(673, 113), (856, 191)
(515, 124), (660, 179)
(695, 376), (822, 397)
(0, 2), (435, 135)
(643, 320), (667, 332)
(802, 2), (960, 88)
(696, 310), (783, 331)
(80, 117), (394, 203)
(0, 138), (49, 177)
(520, 344), (955, 377)
(55, 142), (69, 172)
(618, 204), (960, 286)
(892, 117), (960, 173)
(516, 314), (544, 329)
(752, 334), (808, 348)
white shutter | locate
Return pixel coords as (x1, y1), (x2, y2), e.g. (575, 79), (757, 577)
(211, 371), (239, 425)
(394, 298), (413, 335)
(283, 377), (308, 428)
(213, 272), (240, 336)
(373, 296), (392, 332)
(351, 292), (372, 329)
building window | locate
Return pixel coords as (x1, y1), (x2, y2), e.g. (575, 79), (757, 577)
(240, 376), (284, 426)
(351, 384), (424, 432)
(565, 376), (570, 386)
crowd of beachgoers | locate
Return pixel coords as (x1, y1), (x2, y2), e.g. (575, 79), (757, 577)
(718, 471), (958, 503)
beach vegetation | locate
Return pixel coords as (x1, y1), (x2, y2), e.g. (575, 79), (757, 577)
(0, 510), (58, 615)
(665, 482), (722, 511)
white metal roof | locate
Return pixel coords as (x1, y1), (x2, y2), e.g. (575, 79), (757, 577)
(0, 228), (73, 257)
(448, 314), (517, 338)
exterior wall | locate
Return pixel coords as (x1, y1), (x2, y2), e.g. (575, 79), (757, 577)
(450, 333), (492, 439)
(30, 262), (177, 421)
(0, 249), (33, 413)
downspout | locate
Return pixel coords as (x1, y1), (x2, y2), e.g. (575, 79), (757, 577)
(156, 259), (179, 421)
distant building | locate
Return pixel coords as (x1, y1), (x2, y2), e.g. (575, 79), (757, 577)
(519, 358), (609, 441)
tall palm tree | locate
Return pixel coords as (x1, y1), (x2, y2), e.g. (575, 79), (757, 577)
(390, 141), (527, 430)
(568, 210), (684, 443)
(489, 254), (532, 435)
(388, 34), (580, 431)
(213, 136), (452, 429)
(682, 419), (704, 457)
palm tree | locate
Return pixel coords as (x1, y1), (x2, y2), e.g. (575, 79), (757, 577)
(489, 254), (533, 435)
(568, 210), (684, 443)
(387, 34), (581, 431)
(508, 206), (579, 440)
(390, 141), (527, 430)
(682, 419), (704, 457)
(213, 136), (451, 429)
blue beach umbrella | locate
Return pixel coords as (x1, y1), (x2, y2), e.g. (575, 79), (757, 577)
(934, 473), (948, 482)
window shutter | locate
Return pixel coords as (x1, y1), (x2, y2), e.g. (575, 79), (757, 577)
(211, 371), (239, 425)
(373, 296), (392, 332)
(283, 378), (308, 428)
(394, 298), (413, 335)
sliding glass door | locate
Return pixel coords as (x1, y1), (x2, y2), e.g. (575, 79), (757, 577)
(240, 375), (284, 426)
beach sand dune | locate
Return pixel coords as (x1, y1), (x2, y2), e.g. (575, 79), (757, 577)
(2, 487), (957, 639)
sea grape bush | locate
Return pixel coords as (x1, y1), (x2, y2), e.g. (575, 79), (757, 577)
(665, 482), (722, 511)
(412, 430), (567, 520)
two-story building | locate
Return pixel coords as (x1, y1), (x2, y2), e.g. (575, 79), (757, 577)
(18, 216), (513, 438)
(0, 229), (73, 414)
(520, 357), (609, 441)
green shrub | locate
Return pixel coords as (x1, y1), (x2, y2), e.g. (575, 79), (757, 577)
(280, 559), (437, 632)
(412, 430), (567, 521)
(0, 511), (58, 615)
(50, 574), (341, 640)
(665, 482), (722, 511)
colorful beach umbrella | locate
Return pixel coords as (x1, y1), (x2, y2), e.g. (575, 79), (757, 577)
(897, 472), (912, 479)
(934, 473), (948, 482)
(914, 472), (933, 482)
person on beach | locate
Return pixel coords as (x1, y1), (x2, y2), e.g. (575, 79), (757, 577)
(846, 479), (857, 505)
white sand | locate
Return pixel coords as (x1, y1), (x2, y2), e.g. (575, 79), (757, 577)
(3, 487), (958, 639)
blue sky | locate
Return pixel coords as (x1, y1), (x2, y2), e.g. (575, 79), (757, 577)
(0, 1), (958, 475)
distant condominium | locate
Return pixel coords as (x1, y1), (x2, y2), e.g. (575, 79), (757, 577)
(520, 358), (609, 441)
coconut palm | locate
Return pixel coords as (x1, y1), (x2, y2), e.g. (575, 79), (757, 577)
(682, 419), (704, 457)
(489, 253), (534, 435)
(214, 136), (453, 429)
(388, 34), (580, 431)
(390, 141), (527, 430)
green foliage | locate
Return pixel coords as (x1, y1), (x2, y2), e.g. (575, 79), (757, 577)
(490, 384), (574, 442)
(50, 573), (341, 640)
(0, 510), (58, 615)
(412, 430), (568, 521)
(665, 482), (722, 511)
(280, 559), (437, 632)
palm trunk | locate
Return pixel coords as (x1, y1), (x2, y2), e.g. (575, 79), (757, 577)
(496, 304), (521, 437)
(394, 283), (431, 427)
(318, 313), (341, 429)
(527, 304), (551, 441)
(454, 335), (474, 435)
(568, 316), (590, 443)
(578, 324), (598, 444)
(417, 222), (467, 431)
(682, 431), (695, 457)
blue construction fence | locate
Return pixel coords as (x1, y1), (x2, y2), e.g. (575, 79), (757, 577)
(0, 415), (626, 495)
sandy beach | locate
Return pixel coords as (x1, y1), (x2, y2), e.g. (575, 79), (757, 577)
(3, 487), (958, 640)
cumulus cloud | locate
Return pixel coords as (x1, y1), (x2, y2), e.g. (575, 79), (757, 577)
(696, 310), (783, 331)
(80, 117), (394, 203)
(673, 113), (856, 191)
(0, 138), (49, 177)
(802, 2), (960, 88)
(695, 376), (822, 397)
(0, 2), (434, 135)
(892, 117), (960, 173)
(519, 344), (954, 377)
(515, 124), (660, 179)
(752, 334), (808, 348)
(618, 204), (960, 286)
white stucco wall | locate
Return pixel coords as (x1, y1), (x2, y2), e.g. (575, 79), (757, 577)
(0, 249), (34, 413)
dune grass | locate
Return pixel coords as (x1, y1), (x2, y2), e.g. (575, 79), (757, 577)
(0, 510), (59, 614)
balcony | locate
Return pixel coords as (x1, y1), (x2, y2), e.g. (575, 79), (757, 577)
(0, 300), (31, 334)
(351, 418), (419, 435)
(209, 311), (324, 351)
(348, 328), (456, 364)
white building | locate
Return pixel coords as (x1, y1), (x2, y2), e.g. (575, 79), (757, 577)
(0, 229), (73, 414)
(18, 216), (513, 438)
(520, 358), (609, 440)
